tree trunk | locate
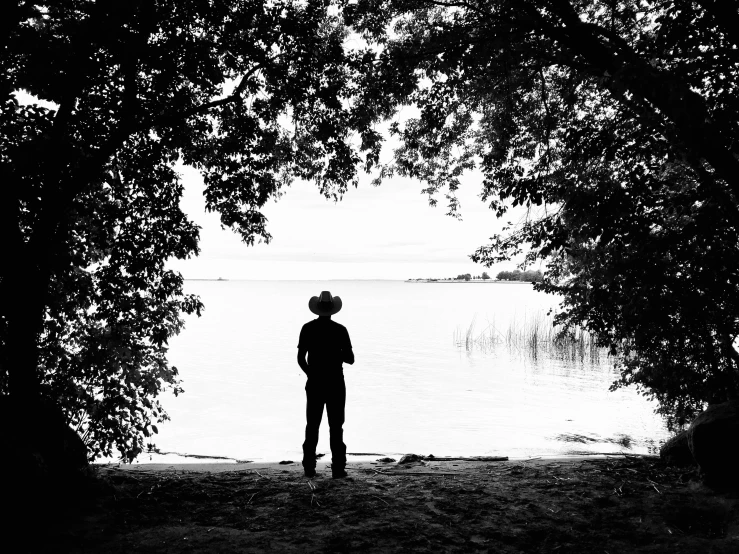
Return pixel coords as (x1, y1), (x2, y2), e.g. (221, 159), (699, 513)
(1, 178), (76, 473)
(3, 261), (48, 439)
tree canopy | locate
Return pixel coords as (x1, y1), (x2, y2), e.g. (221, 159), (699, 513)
(1, 0), (374, 461)
(5, 0), (738, 466)
(347, 0), (739, 428)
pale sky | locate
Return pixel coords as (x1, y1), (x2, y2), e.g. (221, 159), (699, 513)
(168, 165), (530, 280)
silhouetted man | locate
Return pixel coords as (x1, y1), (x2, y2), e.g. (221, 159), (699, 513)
(298, 291), (354, 479)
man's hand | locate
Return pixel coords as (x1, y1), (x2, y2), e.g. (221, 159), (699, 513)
(297, 347), (310, 376)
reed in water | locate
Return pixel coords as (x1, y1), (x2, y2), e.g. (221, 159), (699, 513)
(454, 312), (607, 362)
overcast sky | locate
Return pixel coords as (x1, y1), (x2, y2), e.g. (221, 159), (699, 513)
(167, 164), (532, 281)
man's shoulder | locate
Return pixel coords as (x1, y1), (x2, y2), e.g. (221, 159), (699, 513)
(330, 320), (350, 334)
(301, 318), (349, 333)
(299, 319), (317, 336)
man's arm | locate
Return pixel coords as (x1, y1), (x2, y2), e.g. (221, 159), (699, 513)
(297, 347), (310, 376)
(342, 328), (354, 365)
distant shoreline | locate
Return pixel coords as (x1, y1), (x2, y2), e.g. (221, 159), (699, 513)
(405, 280), (534, 284)
(179, 278), (535, 283)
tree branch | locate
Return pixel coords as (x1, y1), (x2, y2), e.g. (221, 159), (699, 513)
(90, 62), (266, 178)
(420, 0), (493, 18)
(528, 0), (739, 209)
(119, 29), (149, 135)
(151, 63), (264, 129)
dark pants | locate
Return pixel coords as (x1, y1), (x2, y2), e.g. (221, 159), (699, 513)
(302, 377), (346, 470)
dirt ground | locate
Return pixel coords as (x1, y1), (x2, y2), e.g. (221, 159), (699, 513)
(27, 455), (739, 552)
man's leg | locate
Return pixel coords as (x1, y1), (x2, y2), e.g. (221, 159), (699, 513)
(302, 380), (325, 474)
(326, 378), (347, 476)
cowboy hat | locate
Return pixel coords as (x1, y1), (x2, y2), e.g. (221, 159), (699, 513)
(309, 291), (342, 316)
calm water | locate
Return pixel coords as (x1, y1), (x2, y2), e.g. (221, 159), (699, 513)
(139, 280), (669, 463)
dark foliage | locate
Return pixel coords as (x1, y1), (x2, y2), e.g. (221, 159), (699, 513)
(1, 1), (375, 461)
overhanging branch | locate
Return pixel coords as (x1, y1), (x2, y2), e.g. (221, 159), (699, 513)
(153, 63), (264, 127)
(91, 62), (266, 176)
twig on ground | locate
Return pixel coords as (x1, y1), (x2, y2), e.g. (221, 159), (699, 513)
(369, 494), (390, 506)
(247, 492), (257, 505)
(646, 478), (662, 494)
(613, 480), (627, 496)
(307, 481), (322, 506)
(424, 456), (509, 462)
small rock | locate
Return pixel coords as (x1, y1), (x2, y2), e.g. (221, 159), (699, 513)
(278, 460), (294, 465)
(660, 430), (694, 467)
(376, 457), (396, 463)
(398, 453), (423, 464)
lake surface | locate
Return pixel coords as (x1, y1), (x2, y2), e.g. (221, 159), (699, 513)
(139, 280), (670, 464)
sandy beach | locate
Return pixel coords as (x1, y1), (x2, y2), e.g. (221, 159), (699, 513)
(25, 454), (739, 553)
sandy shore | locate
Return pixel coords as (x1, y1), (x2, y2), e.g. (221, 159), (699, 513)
(23, 454), (738, 553)
(97, 454), (584, 474)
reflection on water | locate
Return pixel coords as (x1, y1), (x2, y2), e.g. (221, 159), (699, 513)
(128, 280), (670, 464)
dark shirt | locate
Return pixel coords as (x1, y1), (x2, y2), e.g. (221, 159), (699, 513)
(298, 318), (353, 379)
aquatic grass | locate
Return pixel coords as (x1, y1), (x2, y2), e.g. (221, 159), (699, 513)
(453, 314), (480, 352)
(455, 311), (609, 362)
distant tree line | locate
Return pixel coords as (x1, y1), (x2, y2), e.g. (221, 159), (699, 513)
(409, 272), (492, 281)
(496, 270), (543, 283)
(454, 272), (491, 281)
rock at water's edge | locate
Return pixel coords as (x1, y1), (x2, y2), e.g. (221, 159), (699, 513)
(687, 400), (739, 486)
(398, 453), (424, 464)
(660, 429), (694, 467)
